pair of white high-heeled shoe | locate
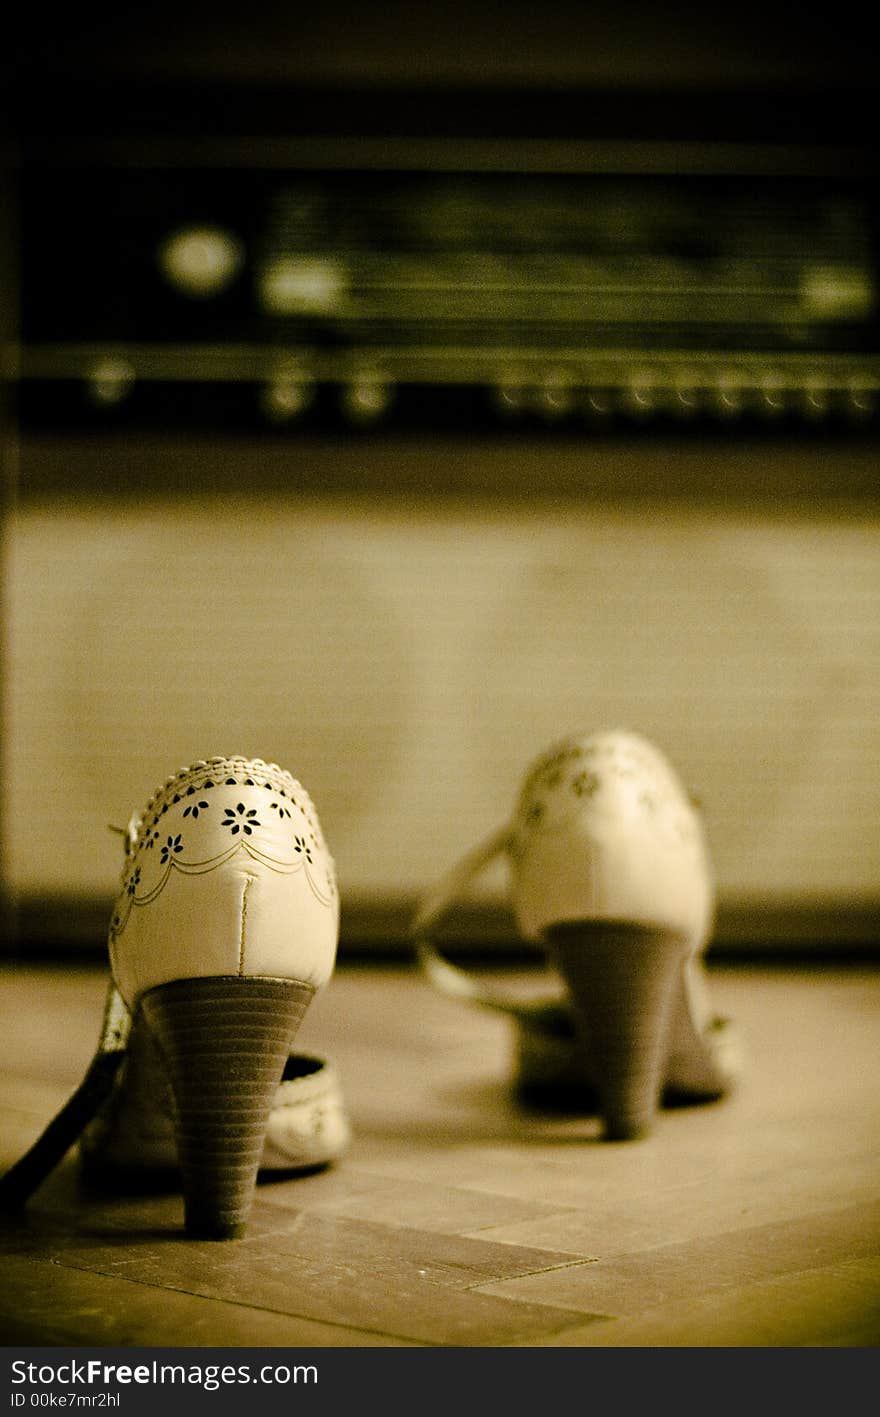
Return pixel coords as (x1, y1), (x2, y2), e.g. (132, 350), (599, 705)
(0, 732), (740, 1240)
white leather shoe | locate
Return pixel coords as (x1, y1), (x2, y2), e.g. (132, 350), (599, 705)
(0, 755), (344, 1233)
(413, 730), (740, 1141)
(104, 755), (340, 1236)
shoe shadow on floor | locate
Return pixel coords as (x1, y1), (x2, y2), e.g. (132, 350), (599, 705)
(346, 1078), (607, 1147)
(346, 1072), (727, 1151)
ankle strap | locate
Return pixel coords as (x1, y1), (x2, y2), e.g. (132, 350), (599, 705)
(0, 983), (130, 1210)
(411, 824), (563, 1022)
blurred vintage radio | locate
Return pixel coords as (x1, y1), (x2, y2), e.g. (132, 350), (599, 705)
(15, 137), (880, 435)
(5, 97), (880, 954)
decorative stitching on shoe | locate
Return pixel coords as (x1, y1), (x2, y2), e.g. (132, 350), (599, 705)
(132, 758), (327, 850)
(239, 876), (252, 975)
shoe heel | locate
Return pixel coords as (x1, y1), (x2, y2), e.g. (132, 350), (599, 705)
(545, 921), (689, 1141)
(139, 975), (314, 1238)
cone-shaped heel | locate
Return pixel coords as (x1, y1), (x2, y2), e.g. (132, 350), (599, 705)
(545, 922), (689, 1141)
(140, 976), (314, 1238)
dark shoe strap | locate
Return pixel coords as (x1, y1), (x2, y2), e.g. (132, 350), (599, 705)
(0, 983), (130, 1209)
(0, 1049), (126, 1209)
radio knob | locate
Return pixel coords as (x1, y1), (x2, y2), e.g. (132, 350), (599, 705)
(261, 370), (313, 422)
(535, 372), (573, 420)
(802, 376), (829, 419)
(584, 387), (612, 417)
(759, 373), (786, 416)
(715, 373), (743, 417)
(87, 356), (135, 406)
(845, 378), (875, 419)
(158, 226), (243, 297)
(494, 371), (527, 415)
(625, 371), (656, 416)
(341, 372), (393, 424)
(672, 370), (700, 416)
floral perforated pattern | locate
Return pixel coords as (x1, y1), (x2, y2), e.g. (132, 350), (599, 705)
(222, 803), (262, 835)
(109, 759), (337, 943)
(509, 731), (700, 858)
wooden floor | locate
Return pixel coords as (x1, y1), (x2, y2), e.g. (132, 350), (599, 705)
(1, 956), (879, 1347)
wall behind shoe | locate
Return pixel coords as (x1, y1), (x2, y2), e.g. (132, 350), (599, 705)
(4, 433), (879, 952)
